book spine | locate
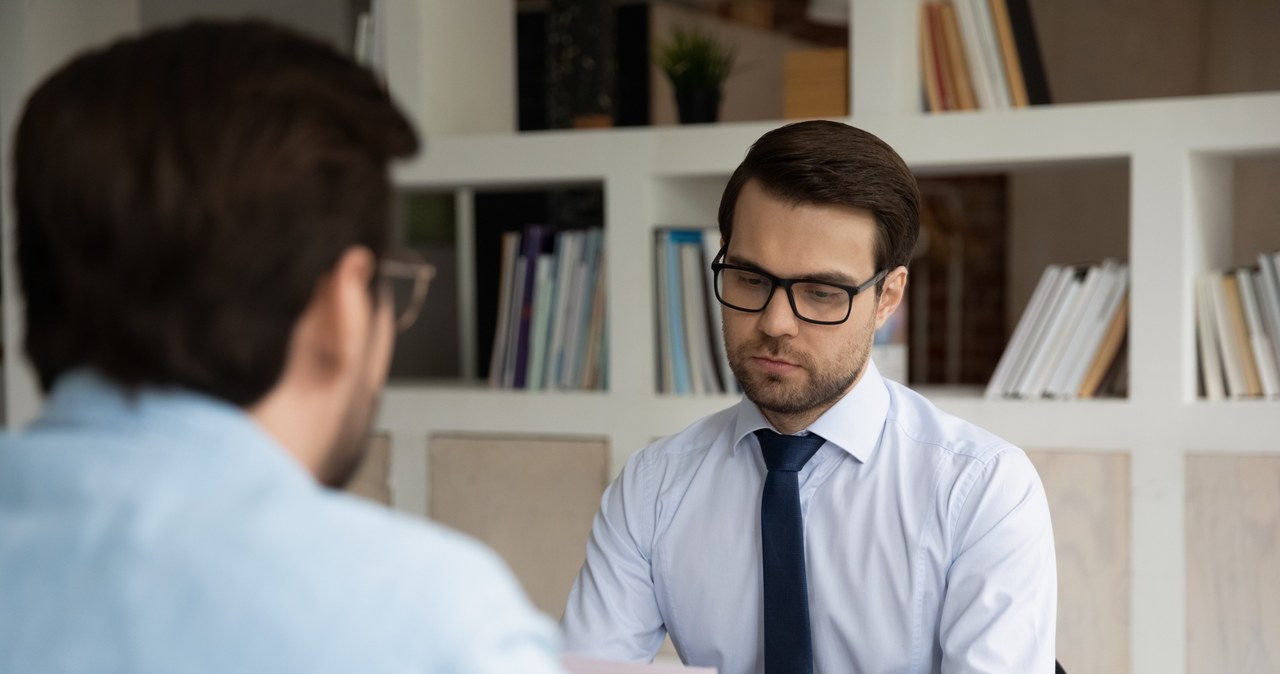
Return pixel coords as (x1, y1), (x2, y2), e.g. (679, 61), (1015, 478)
(988, 0), (1029, 107)
(1004, 0), (1051, 104)
(1195, 274), (1226, 401)
(1237, 268), (1280, 397)
(951, 0), (996, 109)
(1256, 252), (1280, 380)
(920, 3), (944, 112)
(512, 225), (548, 389)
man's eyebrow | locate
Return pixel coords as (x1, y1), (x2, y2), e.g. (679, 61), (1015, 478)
(724, 253), (862, 287)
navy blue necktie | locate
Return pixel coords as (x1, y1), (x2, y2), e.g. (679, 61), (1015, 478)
(755, 428), (825, 674)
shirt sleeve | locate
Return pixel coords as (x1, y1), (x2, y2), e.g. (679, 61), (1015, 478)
(560, 448), (667, 662)
(938, 446), (1058, 674)
(445, 542), (567, 674)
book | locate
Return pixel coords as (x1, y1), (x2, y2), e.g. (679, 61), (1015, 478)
(488, 231), (521, 387)
(1050, 262), (1128, 399)
(512, 225), (550, 389)
(985, 265), (1064, 399)
(951, 0), (998, 110)
(654, 231), (674, 393)
(581, 255), (608, 390)
(1211, 271), (1248, 398)
(1237, 267), (1279, 397)
(527, 253), (557, 390)
(546, 230), (581, 389)
(920, 4), (945, 112)
(504, 255), (529, 388)
(1041, 263), (1107, 398)
(573, 228), (606, 389)
(1077, 293), (1129, 399)
(988, 262), (1131, 400)
(967, 0), (1012, 109)
(1221, 273), (1262, 398)
(1014, 265), (1087, 398)
(1195, 274), (1226, 401)
(1004, 0), (1051, 104)
(988, 0), (1029, 107)
(939, 1), (979, 110)
(1255, 252), (1280, 378)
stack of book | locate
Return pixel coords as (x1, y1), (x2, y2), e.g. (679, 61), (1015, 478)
(1196, 252), (1280, 400)
(919, 0), (1050, 112)
(655, 228), (737, 395)
(985, 261), (1129, 400)
(488, 225), (608, 391)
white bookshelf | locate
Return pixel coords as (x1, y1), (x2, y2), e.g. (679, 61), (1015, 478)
(1, 2), (1276, 672)
(375, 3), (1280, 673)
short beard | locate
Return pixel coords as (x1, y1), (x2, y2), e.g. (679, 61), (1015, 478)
(726, 317), (874, 418)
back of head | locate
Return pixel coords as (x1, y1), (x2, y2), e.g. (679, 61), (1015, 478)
(718, 120), (920, 278)
(13, 20), (418, 406)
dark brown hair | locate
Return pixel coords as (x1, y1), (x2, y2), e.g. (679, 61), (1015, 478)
(13, 20), (418, 405)
(717, 120), (920, 286)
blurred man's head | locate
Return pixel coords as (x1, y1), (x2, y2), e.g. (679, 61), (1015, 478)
(13, 20), (419, 486)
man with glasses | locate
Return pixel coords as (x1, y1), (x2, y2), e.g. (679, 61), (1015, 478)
(563, 121), (1057, 673)
(0, 21), (563, 673)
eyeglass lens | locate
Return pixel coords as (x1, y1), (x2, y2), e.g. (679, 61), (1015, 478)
(715, 267), (852, 323)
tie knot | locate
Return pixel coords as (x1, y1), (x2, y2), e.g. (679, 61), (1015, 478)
(755, 429), (825, 472)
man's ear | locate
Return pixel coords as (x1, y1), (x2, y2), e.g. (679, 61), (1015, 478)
(291, 246), (379, 382)
(874, 266), (909, 330)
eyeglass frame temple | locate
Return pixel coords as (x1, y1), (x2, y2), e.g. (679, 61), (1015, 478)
(379, 258), (436, 331)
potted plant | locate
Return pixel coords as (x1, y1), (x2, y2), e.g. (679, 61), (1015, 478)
(656, 27), (735, 124)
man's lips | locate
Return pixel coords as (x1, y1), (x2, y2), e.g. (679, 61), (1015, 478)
(752, 355), (801, 374)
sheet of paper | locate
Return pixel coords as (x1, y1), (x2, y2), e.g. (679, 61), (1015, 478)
(562, 655), (716, 674)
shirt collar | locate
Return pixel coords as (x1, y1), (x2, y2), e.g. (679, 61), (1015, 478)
(32, 368), (312, 482)
(729, 358), (890, 464)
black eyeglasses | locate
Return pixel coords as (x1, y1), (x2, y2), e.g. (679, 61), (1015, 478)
(378, 248), (436, 332)
(710, 247), (886, 325)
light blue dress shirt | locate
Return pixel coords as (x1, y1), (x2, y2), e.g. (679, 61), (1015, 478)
(562, 361), (1057, 674)
(0, 370), (564, 674)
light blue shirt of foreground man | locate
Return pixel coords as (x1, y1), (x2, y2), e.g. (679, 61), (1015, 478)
(0, 20), (562, 674)
(563, 121), (1057, 674)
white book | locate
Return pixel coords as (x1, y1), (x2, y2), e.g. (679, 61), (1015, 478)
(487, 231), (521, 387)
(546, 230), (581, 389)
(1044, 263), (1109, 398)
(952, 0), (998, 109)
(1256, 252), (1280, 374)
(503, 256), (528, 389)
(967, 0), (1012, 109)
(1056, 262), (1129, 399)
(1196, 274), (1226, 401)
(1237, 267), (1280, 398)
(1014, 266), (1086, 399)
(701, 228), (736, 394)
(1006, 266), (1076, 395)
(1210, 273), (1247, 398)
(680, 241), (719, 394)
(526, 253), (557, 390)
(985, 265), (1063, 399)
